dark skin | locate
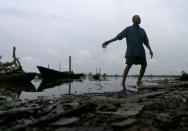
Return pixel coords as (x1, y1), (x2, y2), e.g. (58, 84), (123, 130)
(102, 22), (153, 87)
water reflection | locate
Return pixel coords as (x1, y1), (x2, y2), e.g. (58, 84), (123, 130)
(19, 77), (143, 100)
(0, 82), (36, 101)
(37, 79), (73, 91)
(0, 76), (141, 101)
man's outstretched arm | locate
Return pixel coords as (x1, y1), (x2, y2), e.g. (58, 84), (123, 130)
(102, 37), (118, 48)
(102, 27), (127, 48)
(102, 37), (119, 48)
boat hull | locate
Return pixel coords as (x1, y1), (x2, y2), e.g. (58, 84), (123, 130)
(37, 66), (84, 79)
(0, 72), (36, 83)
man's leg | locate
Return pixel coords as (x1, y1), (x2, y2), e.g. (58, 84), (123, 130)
(137, 64), (147, 86)
(122, 64), (132, 88)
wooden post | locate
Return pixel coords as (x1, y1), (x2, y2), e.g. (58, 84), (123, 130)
(59, 62), (61, 72)
(13, 46), (16, 58)
(99, 68), (101, 75)
(68, 82), (71, 95)
(69, 56), (71, 73)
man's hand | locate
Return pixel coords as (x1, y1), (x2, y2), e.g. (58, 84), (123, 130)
(150, 51), (153, 59)
(102, 41), (109, 48)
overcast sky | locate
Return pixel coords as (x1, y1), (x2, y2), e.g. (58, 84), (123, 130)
(0, 0), (187, 75)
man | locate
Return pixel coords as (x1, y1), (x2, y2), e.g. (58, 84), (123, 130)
(102, 15), (153, 88)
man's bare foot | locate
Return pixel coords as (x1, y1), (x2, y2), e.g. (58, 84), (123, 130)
(137, 80), (143, 86)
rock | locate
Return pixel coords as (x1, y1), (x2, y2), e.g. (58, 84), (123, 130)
(97, 108), (140, 118)
(50, 117), (79, 127)
(0, 96), (12, 110)
(176, 111), (188, 116)
(155, 113), (172, 123)
(90, 96), (126, 105)
(112, 118), (137, 127)
(89, 96), (126, 111)
(182, 98), (187, 103)
(129, 91), (167, 103)
(178, 116), (188, 127)
(97, 103), (117, 111)
(76, 126), (106, 131)
(54, 127), (78, 131)
(63, 102), (80, 112)
(122, 103), (144, 112)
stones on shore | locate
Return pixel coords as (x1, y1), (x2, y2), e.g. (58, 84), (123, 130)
(1, 81), (188, 131)
(112, 118), (137, 127)
(50, 117), (79, 127)
(0, 96), (12, 110)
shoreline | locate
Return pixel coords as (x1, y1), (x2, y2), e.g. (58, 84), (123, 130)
(0, 79), (188, 130)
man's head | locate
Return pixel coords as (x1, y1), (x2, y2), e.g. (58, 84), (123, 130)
(132, 15), (141, 25)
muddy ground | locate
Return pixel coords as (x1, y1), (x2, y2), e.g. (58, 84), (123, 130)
(0, 79), (188, 131)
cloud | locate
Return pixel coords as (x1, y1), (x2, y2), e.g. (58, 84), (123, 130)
(0, 0), (188, 74)
(77, 49), (91, 59)
(47, 48), (60, 57)
(23, 56), (37, 62)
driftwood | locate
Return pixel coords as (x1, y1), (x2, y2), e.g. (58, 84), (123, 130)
(5, 103), (96, 131)
(0, 47), (22, 75)
(0, 107), (35, 125)
(0, 107), (35, 118)
(0, 100), (63, 125)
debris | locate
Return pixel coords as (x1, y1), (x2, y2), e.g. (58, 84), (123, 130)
(0, 47), (22, 75)
(0, 78), (188, 131)
(50, 117), (79, 127)
(89, 96), (126, 111)
(112, 118), (137, 127)
(97, 109), (140, 118)
(180, 71), (188, 81)
(155, 113), (172, 123)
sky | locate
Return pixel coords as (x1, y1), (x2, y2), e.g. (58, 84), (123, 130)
(0, 0), (187, 75)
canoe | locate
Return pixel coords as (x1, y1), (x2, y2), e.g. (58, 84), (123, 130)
(0, 72), (36, 83)
(37, 66), (84, 79)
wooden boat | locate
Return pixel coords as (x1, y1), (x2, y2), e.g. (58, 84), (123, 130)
(0, 72), (36, 83)
(37, 66), (84, 79)
(0, 47), (36, 83)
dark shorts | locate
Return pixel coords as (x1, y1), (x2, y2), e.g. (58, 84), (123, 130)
(126, 57), (147, 66)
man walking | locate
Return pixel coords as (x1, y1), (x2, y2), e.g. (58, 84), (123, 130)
(102, 15), (153, 88)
